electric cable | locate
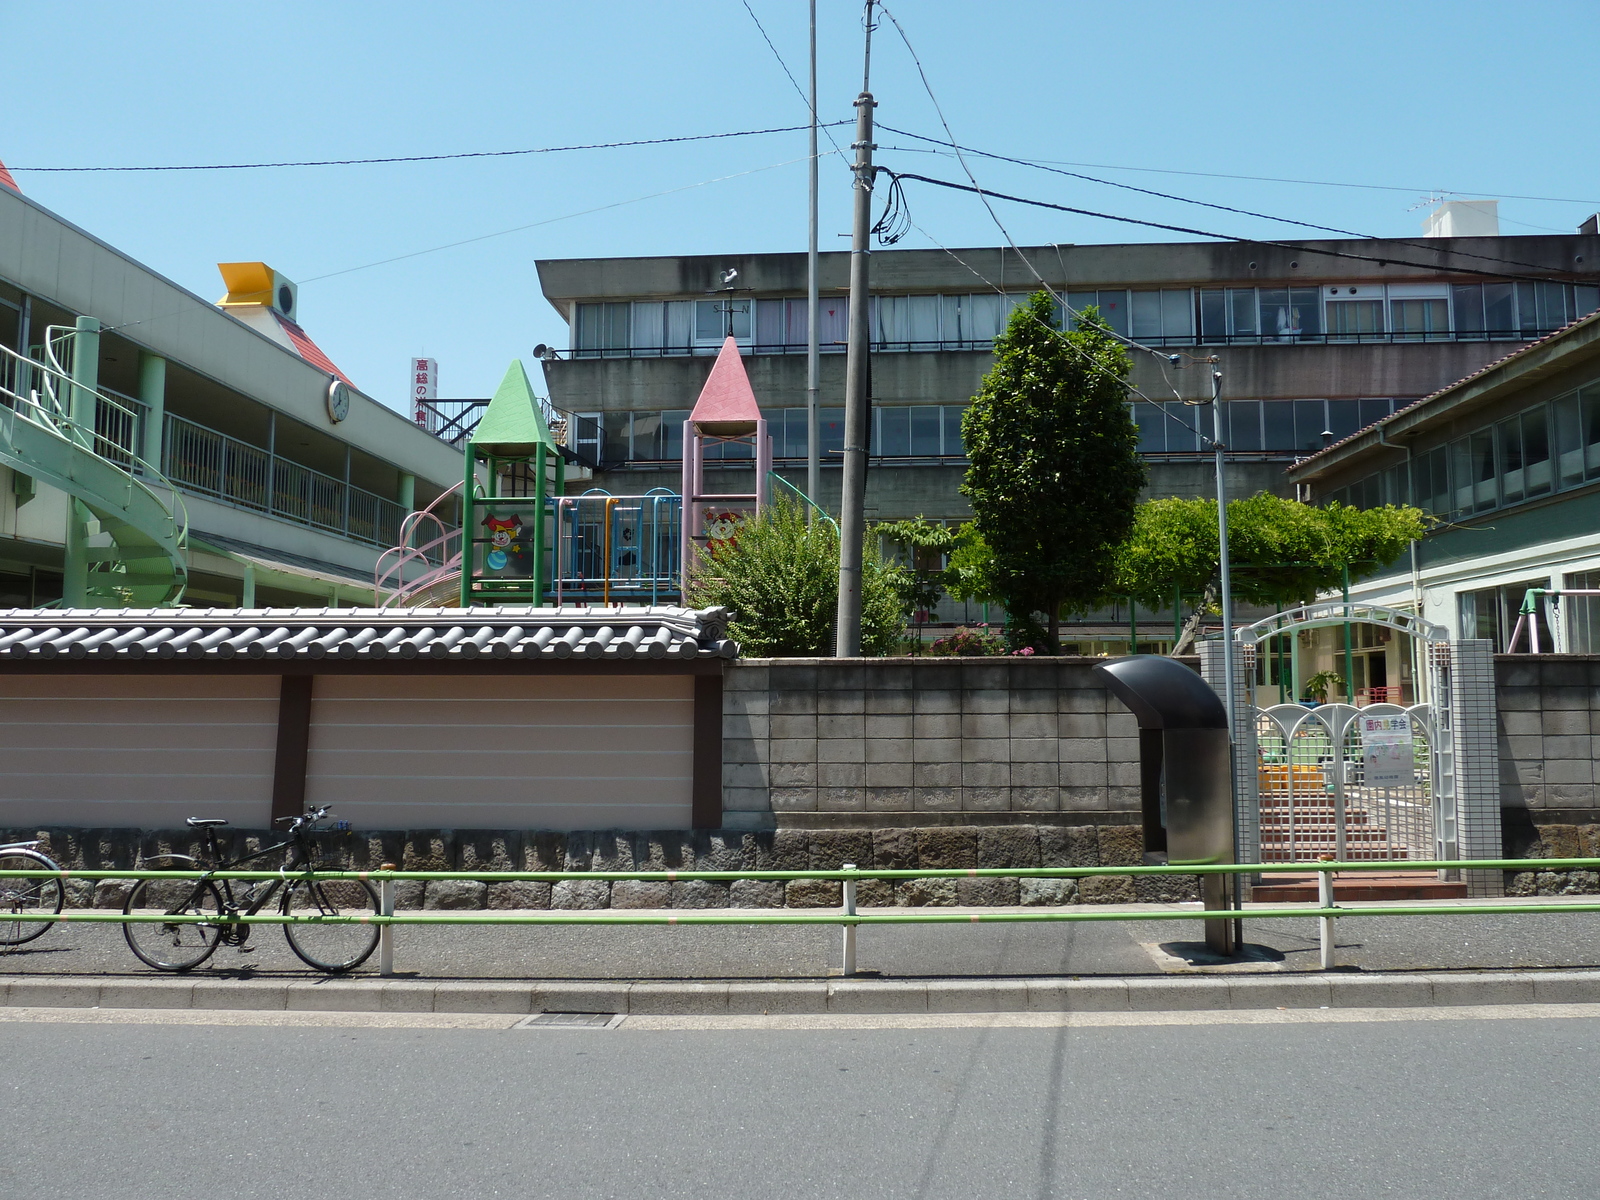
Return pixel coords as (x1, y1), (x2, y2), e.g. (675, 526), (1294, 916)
(8, 122), (851, 173)
(882, 169), (1583, 285)
(876, 123), (1578, 278)
(738, 0), (846, 159)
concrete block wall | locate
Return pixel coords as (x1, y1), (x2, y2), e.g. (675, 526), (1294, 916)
(722, 659), (1146, 831)
(1497, 655), (1600, 825)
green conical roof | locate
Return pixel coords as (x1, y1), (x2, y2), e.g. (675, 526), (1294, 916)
(470, 360), (556, 457)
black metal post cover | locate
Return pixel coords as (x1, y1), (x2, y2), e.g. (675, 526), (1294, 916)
(1093, 654), (1228, 730)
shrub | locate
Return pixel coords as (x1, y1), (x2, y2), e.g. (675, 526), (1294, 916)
(684, 496), (905, 656)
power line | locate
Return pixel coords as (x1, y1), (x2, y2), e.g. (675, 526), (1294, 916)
(9, 122), (850, 173)
(737, 0), (845, 158)
(299, 151), (835, 283)
(882, 169), (1582, 284)
(876, 124), (1575, 278)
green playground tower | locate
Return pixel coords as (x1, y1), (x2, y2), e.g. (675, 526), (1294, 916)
(459, 360), (564, 607)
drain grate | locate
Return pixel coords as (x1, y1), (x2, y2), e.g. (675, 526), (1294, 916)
(514, 1011), (623, 1030)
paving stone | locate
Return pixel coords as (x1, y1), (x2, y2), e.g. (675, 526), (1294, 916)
(956, 876), (1020, 906)
(809, 830), (873, 869)
(785, 879), (842, 907)
(896, 878), (957, 907)
(976, 825), (1040, 869)
(486, 881), (551, 909)
(1019, 877), (1077, 905)
(423, 880), (487, 910)
(671, 880), (730, 909)
(1097, 824), (1144, 866)
(1078, 875), (1136, 904)
(871, 827), (917, 869)
(728, 879), (784, 908)
(915, 827), (976, 868)
(609, 880), (672, 909)
(550, 879), (610, 910)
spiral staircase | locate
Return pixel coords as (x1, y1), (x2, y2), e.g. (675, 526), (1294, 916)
(0, 330), (187, 606)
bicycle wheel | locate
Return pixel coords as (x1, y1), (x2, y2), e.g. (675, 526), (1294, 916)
(281, 877), (380, 973)
(123, 878), (224, 971)
(0, 849), (64, 946)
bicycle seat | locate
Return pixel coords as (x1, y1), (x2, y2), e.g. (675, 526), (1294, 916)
(185, 817), (229, 828)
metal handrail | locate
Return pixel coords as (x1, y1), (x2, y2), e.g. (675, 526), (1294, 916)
(766, 471), (838, 533)
(0, 337), (191, 590)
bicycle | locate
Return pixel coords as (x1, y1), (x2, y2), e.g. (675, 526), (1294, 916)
(122, 806), (380, 973)
(0, 840), (65, 947)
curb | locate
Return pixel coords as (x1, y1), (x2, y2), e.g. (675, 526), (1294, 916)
(4, 970), (1600, 1016)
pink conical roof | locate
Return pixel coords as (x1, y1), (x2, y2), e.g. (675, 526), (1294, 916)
(689, 337), (763, 435)
(0, 158), (19, 194)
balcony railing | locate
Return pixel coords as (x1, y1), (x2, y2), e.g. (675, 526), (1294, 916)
(164, 414), (403, 548)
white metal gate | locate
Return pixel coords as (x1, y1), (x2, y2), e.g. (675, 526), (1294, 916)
(1254, 702), (1439, 862)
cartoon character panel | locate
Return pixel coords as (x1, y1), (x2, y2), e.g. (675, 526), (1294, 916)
(473, 505), (543, 580)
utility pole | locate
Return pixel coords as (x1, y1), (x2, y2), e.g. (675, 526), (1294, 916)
(805, 0), (821, 517)
(835, 1), (875, 657)
(1211, 362), (1242, 943)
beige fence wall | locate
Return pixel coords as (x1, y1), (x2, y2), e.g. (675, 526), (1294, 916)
(304, 675), (695, 830)
(0, 676), (278, 827)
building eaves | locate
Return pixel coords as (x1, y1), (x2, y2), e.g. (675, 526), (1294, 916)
(0, 606), (737, 663)
(1287, 308), (1600, 483)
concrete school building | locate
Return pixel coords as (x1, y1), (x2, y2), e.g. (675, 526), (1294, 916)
(0, 161), (460, 607)
(534, 216), (1600, 646)
(1289, 306), (1600, 659)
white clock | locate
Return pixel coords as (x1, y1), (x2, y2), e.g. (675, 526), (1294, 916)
(326, 378), (350, 423)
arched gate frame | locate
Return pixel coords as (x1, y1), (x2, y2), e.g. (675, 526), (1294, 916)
(1200, 602), (1502, 894)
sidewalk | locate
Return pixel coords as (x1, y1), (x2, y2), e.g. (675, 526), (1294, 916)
(4, 898), (1600, 1014)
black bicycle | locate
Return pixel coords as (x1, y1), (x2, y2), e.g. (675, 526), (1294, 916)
(122, 806), (380, 973)
(0, 840), (65, 946)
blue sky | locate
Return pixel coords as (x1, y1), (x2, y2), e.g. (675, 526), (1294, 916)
(6, 1), (1599, 405)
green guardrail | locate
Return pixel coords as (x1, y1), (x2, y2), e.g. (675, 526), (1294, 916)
(7, 858), (1597, 975)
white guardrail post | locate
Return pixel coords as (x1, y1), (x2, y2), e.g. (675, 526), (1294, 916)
(840, 862), (858, 977)
(1319, 868), (1336, 970)
(379, 862), (396, 976)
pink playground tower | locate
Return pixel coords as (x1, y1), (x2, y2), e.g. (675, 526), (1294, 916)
(680, 337), (771, 580)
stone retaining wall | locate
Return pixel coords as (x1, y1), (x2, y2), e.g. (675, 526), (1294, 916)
(5, 823), (1197, 910)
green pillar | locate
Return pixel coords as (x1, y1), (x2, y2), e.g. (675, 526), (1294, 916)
(459, 450), (476, 609)
(62, 316), (100, 607)
(137, 351), (165, 472)
(242, 565), (257, 608)
(533, 447), (547, 602)
(397, 471), (416, 512)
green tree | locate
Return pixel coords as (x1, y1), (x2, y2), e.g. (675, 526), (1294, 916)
(1111, 493), (1428, 652)
(960, 292), (1146, 651)
(684, 496), (904, 656)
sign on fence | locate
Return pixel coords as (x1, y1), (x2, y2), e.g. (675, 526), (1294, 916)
(1361, 714), (1414, 786)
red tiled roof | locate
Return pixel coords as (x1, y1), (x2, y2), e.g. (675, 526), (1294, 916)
(0, 158), (19, 193)
(273, 312), (352, 386)
(1291, 309), (1600, 468)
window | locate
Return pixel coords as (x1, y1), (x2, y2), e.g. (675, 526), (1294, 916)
(631, 302), (665, 352)
(1414, 445), (1450, 516)
(574, 303), (630, 355)
(873, 294), (944, 349)
(695, 298), (750, 343)
(1294, 399), (1329, 452)
(1450, 430), (1496, 515)
(1459, 580), (1551, 651)
(910, 406), (942, 456)
(1326, 399), (1361, 443)
(1391, 298), (1449, 338)
(1260, 287), (1322, 340)
(754, 299), (785, 349)
(1130, 289), (1195, 341)
(1517, 282), (1572, 335)
(1132, 402), (1164, 452)
(1227, 401), (1263, 451)
(1566, 570), (1600, 654)
(943, 406), (965, 456)
(1327, 299), (1383, 338)
(1262, 400), (1296, 450)
(1066, 290), (1129, 337)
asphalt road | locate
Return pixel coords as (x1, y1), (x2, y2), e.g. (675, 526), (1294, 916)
(4, 907), (1600, 979)
(1, 1008), (1593, 1199)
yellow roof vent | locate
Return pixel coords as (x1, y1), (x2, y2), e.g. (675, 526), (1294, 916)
(216, 262), (298, 322)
